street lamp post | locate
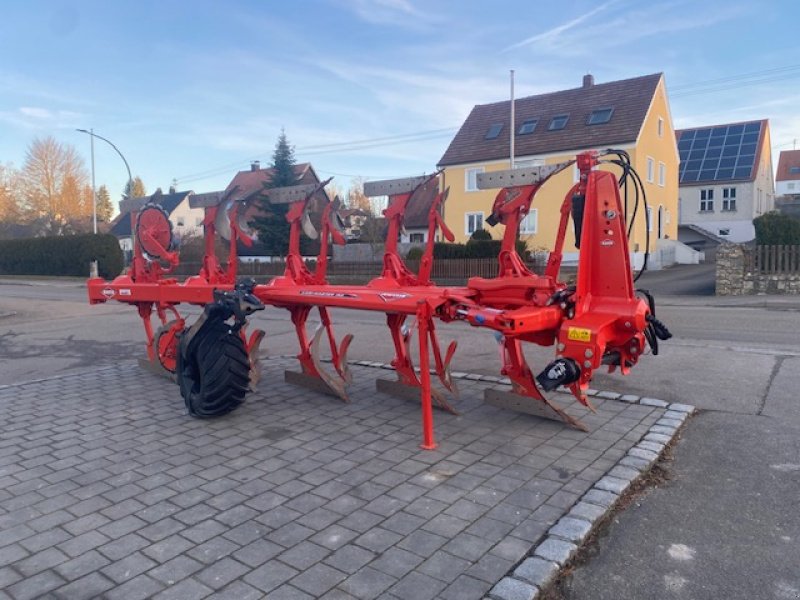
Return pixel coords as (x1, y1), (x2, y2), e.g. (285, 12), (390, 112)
(76, 129), (134, 232)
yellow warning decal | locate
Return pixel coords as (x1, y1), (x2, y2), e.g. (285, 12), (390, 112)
(567, 327), (592, 342)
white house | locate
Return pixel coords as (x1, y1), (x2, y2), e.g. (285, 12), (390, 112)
(676, 119), (774, 247)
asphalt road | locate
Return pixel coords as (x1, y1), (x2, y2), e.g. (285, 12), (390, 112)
(2, 267), (799, 600)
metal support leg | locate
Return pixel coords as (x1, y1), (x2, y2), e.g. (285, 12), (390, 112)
(417, 302), (436, 450)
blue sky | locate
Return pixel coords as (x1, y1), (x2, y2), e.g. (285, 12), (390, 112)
(1, 0), (799, 207)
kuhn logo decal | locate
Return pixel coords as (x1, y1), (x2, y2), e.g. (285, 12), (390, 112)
(379, 292), (411, 302)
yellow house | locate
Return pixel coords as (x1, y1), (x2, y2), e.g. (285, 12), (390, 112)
(437, 73), (679, 268)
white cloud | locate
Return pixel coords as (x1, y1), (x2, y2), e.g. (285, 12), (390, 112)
(334, 0), (441, 29)
(504, 0), (620, 52)
(0, 106), (83, 130)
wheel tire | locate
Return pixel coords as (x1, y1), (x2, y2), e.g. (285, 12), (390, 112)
(178, 320), (250, 418)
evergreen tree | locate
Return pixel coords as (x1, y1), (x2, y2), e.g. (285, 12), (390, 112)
(123, 176), (147, 199)
(96, 185), (113, 222)
(251, 130), (298, 256)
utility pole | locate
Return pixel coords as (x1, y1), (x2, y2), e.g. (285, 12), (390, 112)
(89, 128), (97, 234)
(510, 69), (515, 169)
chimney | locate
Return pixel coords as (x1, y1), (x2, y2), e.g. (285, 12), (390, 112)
(250, 160), (260, 172)
(169, 184), (176, 194)
(583, 73), (595, 88)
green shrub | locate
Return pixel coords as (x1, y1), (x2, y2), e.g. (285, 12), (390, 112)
(469, 228), (492, 241)
(0, 234), (123, 278)
(405, 247), (424, 260)
(753, 212), (800, 245)
(433, 239), (529, 259)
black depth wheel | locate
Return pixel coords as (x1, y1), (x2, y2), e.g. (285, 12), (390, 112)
(177, 320), (250, 418)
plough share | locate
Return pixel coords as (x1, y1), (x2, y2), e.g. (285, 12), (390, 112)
(88, 150), (671, 449)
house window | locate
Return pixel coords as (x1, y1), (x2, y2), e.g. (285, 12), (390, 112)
(176, 217), (185, 227)
(514, 158), (544, 169)
(587, 107), (613, 125)
(658, 162), (665, 187)
(485, 123), (503, 140)
(646, 206), (653, 232)
(196, 217), (203, 227)
(520, 209), (538, 234)
(719, 228), (730, 236)
(658, 117), (664, 138)
(790, 166), (800, 174)
(409, 232), (425, 243)
(789, 182), (796, 190)
(465, 212), (484, 236)
(700, 189), (714, 212)
(548, 114), (569, 130)
(465, 167), (484, 192)
(646, 157), (655, 183)
(722, 188), (737, 211)
(518, 119), (538, 135)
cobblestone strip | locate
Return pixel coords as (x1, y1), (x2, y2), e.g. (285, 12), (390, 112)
(486, 402), (696, 600)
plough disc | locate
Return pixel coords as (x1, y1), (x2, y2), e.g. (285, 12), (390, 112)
(136, 204), (175, 259)
(154, 320), (183, 374)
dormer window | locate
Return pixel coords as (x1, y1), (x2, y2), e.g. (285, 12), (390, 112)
(587, 107), (614, 125)
(518, 119), (538, 135)
(548, 115), (569, 131)
(485, 123), (503, 139)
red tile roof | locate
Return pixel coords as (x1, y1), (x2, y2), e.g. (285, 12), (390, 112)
(776, 149), (800, 182)
(225, 163), (313, 202)
(437, 73), (662, 167)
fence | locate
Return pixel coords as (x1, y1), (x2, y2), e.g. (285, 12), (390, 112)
(716, 243), (800, 295)
(172, 256), (548, 286)
(748, 245), (800, 274)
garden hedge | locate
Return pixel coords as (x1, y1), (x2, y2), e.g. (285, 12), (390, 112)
(0, 233), (123, 278)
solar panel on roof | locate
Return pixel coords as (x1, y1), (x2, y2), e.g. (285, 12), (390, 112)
(678, 122), (761, 184)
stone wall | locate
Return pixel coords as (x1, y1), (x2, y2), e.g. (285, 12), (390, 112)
(716, 243), (800, 295)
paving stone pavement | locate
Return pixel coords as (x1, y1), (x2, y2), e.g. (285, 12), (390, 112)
(0, 358), (668, 599)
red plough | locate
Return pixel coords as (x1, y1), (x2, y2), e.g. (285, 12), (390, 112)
(88, 151), (671, 449)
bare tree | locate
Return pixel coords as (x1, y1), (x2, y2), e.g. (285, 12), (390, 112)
(0, 163), (22, 223)
(347, 177), (373, 215)
(21, 136), (90, 234)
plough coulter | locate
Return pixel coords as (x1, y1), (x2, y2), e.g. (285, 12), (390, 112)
(88, 150), (671, 449)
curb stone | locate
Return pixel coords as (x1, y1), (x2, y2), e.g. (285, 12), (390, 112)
(485, 390), (696, 599)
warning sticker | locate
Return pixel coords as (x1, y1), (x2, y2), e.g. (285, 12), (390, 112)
(567, 327), (592, 342)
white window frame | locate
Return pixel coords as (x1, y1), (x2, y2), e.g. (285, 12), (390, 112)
(176, 216), (185, 227)
(513, 158), (544, 169)
(722, 187), (737, 211)
(520, 209), (538, 234)
(700, 189), (714, 212)
(195, 216), (204, 227)
(646, 206), (653, 232)
(658, 162), (665, 187)
(658, 117), (664, 138)
(646, 157), (655, 183)
(465, 212), (484, 236)
(465, 167), (484, 192)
